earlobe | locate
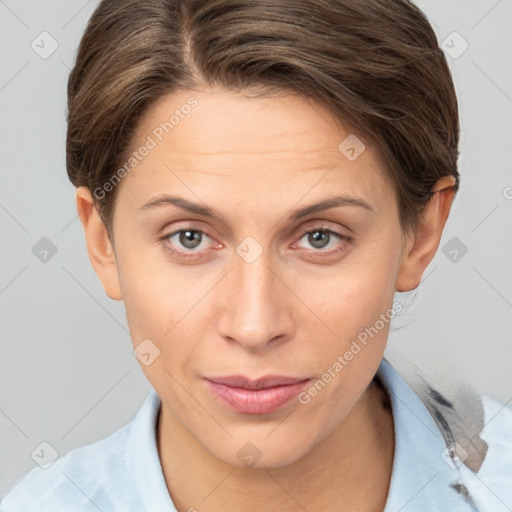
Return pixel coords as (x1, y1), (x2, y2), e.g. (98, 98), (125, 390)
(75, 187), (123, 301)
(395, 176), (457, 292)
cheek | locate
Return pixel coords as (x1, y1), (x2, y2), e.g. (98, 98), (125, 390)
(293, 269), (396, 429)
(117, 239), (190, 331)
(297, 248), (399, 340)
(298, 279), (392, 370)
(288, 239), (401, 401)
(117, 247), (216, 383)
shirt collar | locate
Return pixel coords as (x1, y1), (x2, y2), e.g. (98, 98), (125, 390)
(377, 357), (482, 511)
(126, 388), (176, 511)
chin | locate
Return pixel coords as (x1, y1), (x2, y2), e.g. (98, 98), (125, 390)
(205, 431), (315, 470)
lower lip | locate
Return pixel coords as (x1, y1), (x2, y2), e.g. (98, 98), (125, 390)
(204, 379), (311, 414)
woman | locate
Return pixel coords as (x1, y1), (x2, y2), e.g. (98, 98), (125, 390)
(1, 0), (511, 511)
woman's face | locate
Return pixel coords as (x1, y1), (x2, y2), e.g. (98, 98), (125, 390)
(106, 86), (409, 467)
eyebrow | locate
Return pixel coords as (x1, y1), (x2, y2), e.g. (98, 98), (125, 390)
(139, 194), (374, 220)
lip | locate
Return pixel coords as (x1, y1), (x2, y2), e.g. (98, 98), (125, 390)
(203, 375), (311, 414)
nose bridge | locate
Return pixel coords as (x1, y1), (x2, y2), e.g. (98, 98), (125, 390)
(218, 238), (290, 350)
(237, 243), (273, 306)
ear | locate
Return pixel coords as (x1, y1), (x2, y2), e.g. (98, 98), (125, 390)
(75, 186), (123, 301)
(396, 176), (457, 292)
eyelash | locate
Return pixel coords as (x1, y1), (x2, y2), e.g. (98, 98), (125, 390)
(159, 225), (352, 261)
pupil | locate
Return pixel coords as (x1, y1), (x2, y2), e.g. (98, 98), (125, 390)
(309, 231), (328, 249)
(180, 230), (201, 249)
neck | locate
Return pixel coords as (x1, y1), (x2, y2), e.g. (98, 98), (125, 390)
(157, 378), (394, 512)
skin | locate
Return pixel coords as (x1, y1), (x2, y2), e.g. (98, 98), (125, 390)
(76, 86), (456, 512)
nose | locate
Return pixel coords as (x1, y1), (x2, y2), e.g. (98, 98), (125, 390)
(216, 246), (295, 352)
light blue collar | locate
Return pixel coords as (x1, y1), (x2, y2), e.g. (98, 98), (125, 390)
(378, 357), (484, 511)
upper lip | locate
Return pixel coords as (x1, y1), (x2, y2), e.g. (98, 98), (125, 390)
(204, 375), (311, 390)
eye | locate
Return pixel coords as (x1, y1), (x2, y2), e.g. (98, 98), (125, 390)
(159, 225), (352, 261)
(160, 227), (215, 259)
(294, 226), (351, 257)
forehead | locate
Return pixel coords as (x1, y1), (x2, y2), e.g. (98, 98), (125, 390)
(115, 86), (393, 210)
(135, 87), (368, 156)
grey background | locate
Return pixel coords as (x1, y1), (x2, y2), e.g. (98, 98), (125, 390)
(1, 0), (511, 497)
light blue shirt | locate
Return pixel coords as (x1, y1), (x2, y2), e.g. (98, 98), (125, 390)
(1, 358), (511, 511)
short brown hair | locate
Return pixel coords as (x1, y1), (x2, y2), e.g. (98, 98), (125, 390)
(66, 0), (460, 240)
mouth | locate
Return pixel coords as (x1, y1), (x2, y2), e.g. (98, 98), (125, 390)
(203, 374), (312, 414)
